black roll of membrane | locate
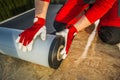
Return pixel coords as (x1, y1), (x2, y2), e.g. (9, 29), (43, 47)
(0, 27), (65, 69)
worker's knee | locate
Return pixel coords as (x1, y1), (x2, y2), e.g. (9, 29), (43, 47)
(98, 26), (120, 45)
(54, 20), (67, 32)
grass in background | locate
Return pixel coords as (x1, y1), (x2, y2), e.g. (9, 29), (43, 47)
(0, 0), (66, 22)
(0, 0), (34, 21)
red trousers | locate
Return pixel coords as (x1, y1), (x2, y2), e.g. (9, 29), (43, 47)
(55, 0), (89, 25)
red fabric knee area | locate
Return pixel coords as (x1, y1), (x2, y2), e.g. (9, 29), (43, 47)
(55, 0), (88, 24)
(41, 0), (50, 2)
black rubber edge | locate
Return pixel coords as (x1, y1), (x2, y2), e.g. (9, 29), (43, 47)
(48, 35), (65, 69)
(83, 0), (96, 4)
(118, 0), (120, 16)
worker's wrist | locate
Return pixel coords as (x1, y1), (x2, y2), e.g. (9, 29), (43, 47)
(41, 0), (50, 3)
(33, 16), (46, 25)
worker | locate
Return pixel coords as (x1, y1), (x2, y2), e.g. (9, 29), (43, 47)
(16, 0), (120, 59)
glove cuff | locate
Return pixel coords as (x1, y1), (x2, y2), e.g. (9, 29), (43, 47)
(41, 0), (50, 2)
(69, 25), (78, 34)
(33, 17), (46, 25)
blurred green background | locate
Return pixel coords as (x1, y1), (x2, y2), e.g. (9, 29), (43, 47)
(0, 0), (66, 22)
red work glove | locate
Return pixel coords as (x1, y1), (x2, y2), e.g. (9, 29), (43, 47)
(16, 17), (46, 52)
(56, 25), (77, 59)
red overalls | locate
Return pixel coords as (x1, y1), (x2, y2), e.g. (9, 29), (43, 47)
(55, 0), (120, 28)
(54, 0), (120, 44)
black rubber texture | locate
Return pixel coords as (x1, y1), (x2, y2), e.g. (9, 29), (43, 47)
(83, 0), (96, 4)
(48, 35), (65, 69)
(118, 0), (120, 16)
(53, 20), (67, 32)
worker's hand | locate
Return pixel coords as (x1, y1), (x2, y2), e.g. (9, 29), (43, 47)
(56, 26), (77, 59)
(16, 17), (46, 52)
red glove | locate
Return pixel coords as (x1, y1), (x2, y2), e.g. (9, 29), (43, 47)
(16, 17), (46, 52)
(56, 26), (77, 59)
(66, 26), (77, 53)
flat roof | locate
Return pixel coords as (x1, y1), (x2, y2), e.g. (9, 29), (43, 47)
(0, 5), (62, 33)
